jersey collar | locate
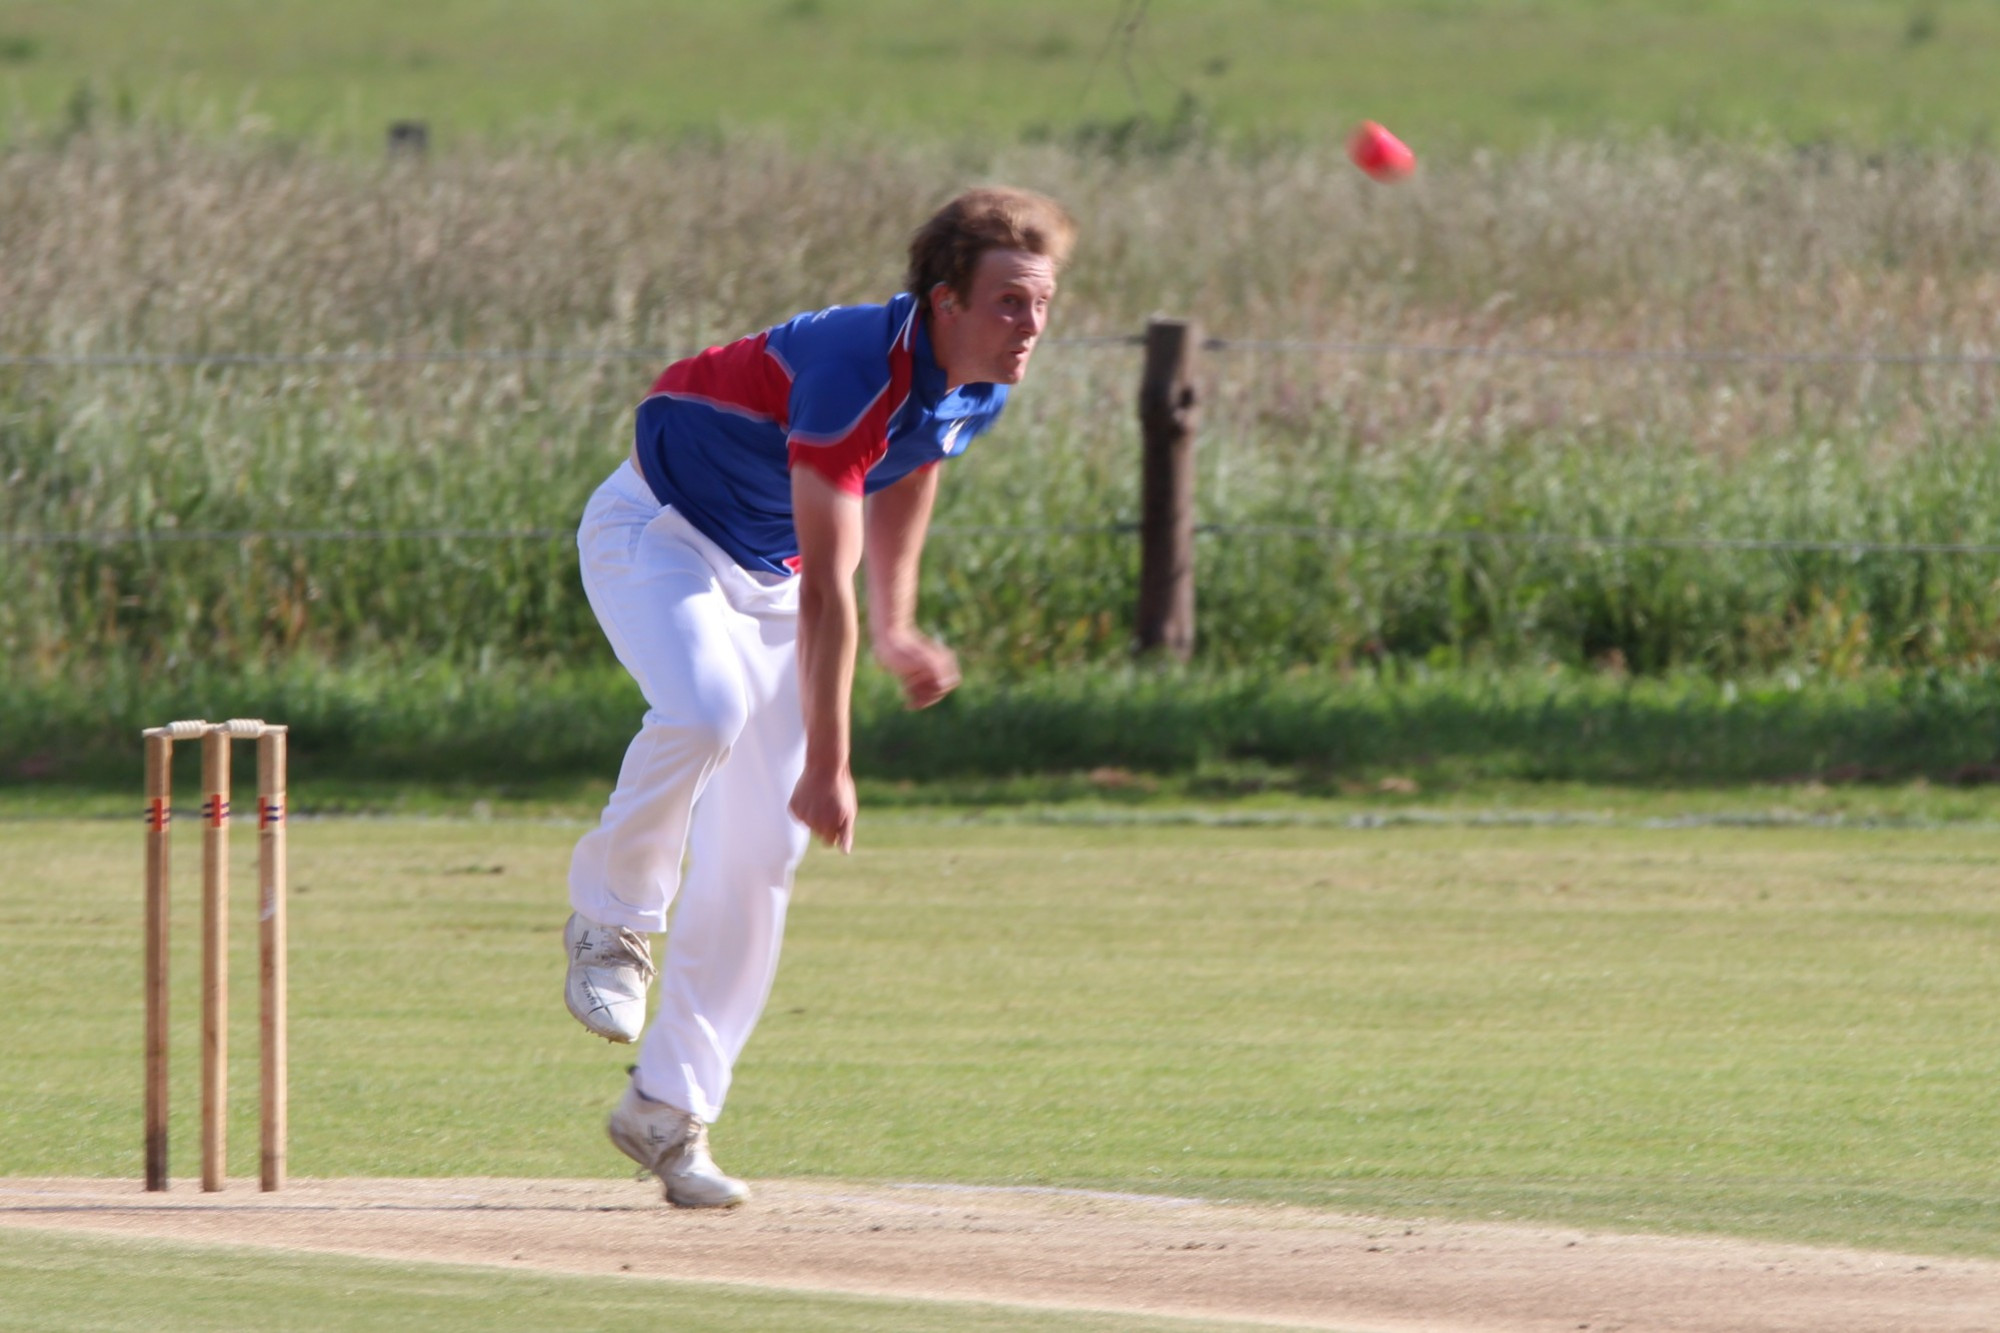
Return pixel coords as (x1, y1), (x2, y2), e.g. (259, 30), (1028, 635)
(909, 300), (1007, 420)
(909, 301), (949, 407)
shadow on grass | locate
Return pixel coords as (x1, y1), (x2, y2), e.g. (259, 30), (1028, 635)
(6, 659), (2000, 810)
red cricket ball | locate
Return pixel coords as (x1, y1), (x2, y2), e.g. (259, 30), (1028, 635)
(1349, 120), (1416, 182)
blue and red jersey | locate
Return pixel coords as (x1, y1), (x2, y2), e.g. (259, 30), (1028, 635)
(632, 293), (1008, 576)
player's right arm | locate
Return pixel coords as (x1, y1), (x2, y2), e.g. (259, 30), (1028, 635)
(789, 464), (865, 852)
(782, 304), (915, 850)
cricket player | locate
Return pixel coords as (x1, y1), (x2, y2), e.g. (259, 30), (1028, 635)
(561, 188), (1074, 1206)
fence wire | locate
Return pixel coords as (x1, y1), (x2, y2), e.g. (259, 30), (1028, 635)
(5, 335), (2000, 370)
(0, 348), (685, 369)
(11, 523), (2000, 557)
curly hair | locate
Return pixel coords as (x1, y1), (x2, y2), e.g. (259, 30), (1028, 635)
(905, 187), (1076, 315)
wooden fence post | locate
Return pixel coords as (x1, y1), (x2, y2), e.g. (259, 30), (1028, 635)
(1136, 317), (1201, 660)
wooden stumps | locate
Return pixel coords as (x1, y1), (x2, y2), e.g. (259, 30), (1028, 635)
(1136, 317), (1202, 660)
(199, 727), (230, 1192)
(142, 731), (175, 1192)
(257, 728), (288, 1192)
(142, 719), (288, 1193)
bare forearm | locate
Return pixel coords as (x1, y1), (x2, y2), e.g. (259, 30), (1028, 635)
(864, 466), (938, 644)
(787, 465), (867, 850)
(866, 551), (920, 648)
(797, 573), (858, 772)
(859, 464), (960, 710)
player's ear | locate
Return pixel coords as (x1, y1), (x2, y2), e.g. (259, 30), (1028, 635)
(929, 282), (957, 319)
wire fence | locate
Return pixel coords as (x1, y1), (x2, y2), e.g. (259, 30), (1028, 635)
(12, 523), (2000, 556)
(5, 335), (2000, 370)
(0, 348), (682, 369)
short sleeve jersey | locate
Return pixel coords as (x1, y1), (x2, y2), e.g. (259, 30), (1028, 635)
(631, 293), (1008, 576)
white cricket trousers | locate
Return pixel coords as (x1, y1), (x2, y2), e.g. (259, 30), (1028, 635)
(567, 460), (811, 1123)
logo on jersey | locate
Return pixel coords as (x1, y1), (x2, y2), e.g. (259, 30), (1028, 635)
(940, 419), (968, 456)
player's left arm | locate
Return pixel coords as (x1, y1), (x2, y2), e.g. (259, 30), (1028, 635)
(864, 464), (961, 710)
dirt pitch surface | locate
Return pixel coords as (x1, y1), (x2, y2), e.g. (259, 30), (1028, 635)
(5, 1177), (1998, 1332)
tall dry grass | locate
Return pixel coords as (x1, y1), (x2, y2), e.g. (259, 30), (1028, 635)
(8, 128), (2000, 679)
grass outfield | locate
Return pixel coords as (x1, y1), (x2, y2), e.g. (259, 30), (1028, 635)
(3, 0), (1999, 148)
(0, 1228), (1265, 1333)
(3, 813), (1997, 1257)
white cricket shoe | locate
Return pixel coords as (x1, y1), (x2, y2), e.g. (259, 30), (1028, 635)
(607, 1083), (751, 1209)
(563, 912), (656, 1043)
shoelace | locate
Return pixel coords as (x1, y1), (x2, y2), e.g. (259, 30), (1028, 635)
(598, 925), (658, 983)
(683, 1120), (712, 1162)
(628, 1117), (703, 1181)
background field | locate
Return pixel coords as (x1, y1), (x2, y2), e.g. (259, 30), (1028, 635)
(12, 122), (2000, 791)
(6, 0), (2000, 149)
(5, 815), (1999, 1257)
(15, 661), (2000, 809)
(12, 7), (2000, 762)
(10, 7), (2000, 1325)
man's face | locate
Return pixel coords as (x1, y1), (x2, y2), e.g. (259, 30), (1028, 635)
(932, 247), (1057, 389)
